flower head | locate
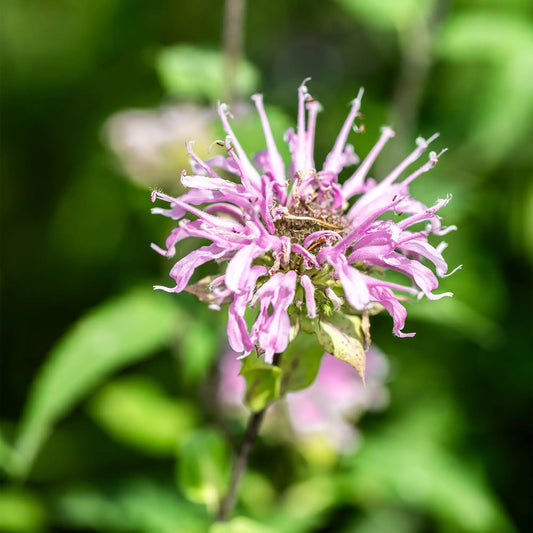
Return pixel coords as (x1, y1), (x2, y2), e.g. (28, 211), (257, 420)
(152, 81), (458, 367)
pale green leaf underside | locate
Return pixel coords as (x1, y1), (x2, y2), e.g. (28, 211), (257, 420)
(304, 312), (366, 382)
(240, 356), (283, 413)
(156, 45), (259, 102)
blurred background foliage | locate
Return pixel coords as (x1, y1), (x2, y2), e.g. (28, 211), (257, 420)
(1, 0), (532, 532)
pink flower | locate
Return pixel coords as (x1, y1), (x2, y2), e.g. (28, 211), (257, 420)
(152, 80), (458, 363)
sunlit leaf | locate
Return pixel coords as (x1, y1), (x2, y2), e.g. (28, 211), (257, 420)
(238, 471), (276, 515)
(177, 429), (230, 513)
(12, 288), (183, 477)
(156, 45), (259, 102)
(338, 0), (431, 31)
(304, 313), (366, 382)
(88, 375), (198, 455)
(239, 355), (283, 413)
(438, 12), (533, 63)
(0, 488), (47, 533)
(436, 12), (533, 167)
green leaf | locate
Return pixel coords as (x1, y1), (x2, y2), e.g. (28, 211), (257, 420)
(156, 45), (259, 102)
(180, 317), (221, 383)
(279, 332), (324, 395)
(306, 312), (366, 382)
(87, 375), (198, 456)
(0, 488), (47, 533)
(338, 0), (432, 32)
(0, 429), (14, 473)
(177, 429), (230, 513)
(343, 401), (515, 533)
(12, 288), (183, 477)
(56, 479), (208, 533)
(437, 12), (533, 64)
(210, 516), (278, 533)
(239, 355), (283, 413)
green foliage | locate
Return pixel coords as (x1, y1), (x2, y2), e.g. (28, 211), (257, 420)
(436, 11), (533, 168)
(180, 317), (221, 383)
(438, 11), (533, 63)
(12, 288), (183, 477)
(278, 332), (324, 395)
(156, 45), (259, 102)
(341, 400), (515, 533)
(177, 429), (230, 513)
(1, 0), (122, 88)
(238, 331), (324, 412)
(88, 375), (198, 456)
(0, 488), (47, 533)
(0, 429), (14, 473)
(337, 0), (432, 31)
(209, 516), (278, 533)
(55, 480), (209, 533)
(302, 312), (366, 381)
(406, 297), (504, 349)
(239, 355), (283, 412)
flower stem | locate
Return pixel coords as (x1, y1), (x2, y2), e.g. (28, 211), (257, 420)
(216, 353), (281, 522)
(216, 407), (266, 522)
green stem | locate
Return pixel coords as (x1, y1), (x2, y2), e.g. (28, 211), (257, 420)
(216, 353), (281, 522)
(216, 407), (266, 522)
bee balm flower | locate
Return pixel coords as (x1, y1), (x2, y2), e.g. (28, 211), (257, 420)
(152, 81), (457, 368)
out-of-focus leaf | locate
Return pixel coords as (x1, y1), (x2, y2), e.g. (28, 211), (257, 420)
(210, 516), (278, 533)
(156, 45), (259, 101)
(177, 429), (230, 513)
(0, 429), (14, 473)
(56, 479), (208, 533)
(87, 375), (198, 455)
(263, 474), (338, 533)
(1, 0), (122, 88)
(12, 288), (184, 477)
(180, 317), (221, 382)
(239, 354), (283, 412)
(342, 402), (514, 533)
(0, 488), (47, 533)
(436, 12), (533, 167)
(509, 179), (533, 262)
(344, 507), (422, 533)
(407, 297), (504, 348)
(337, 0), (431, 31)
(438, 12), (533, 63)
(238, 471), (276, 515)
(279, 332), (324, 394)
(463, 56), (533, 168)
